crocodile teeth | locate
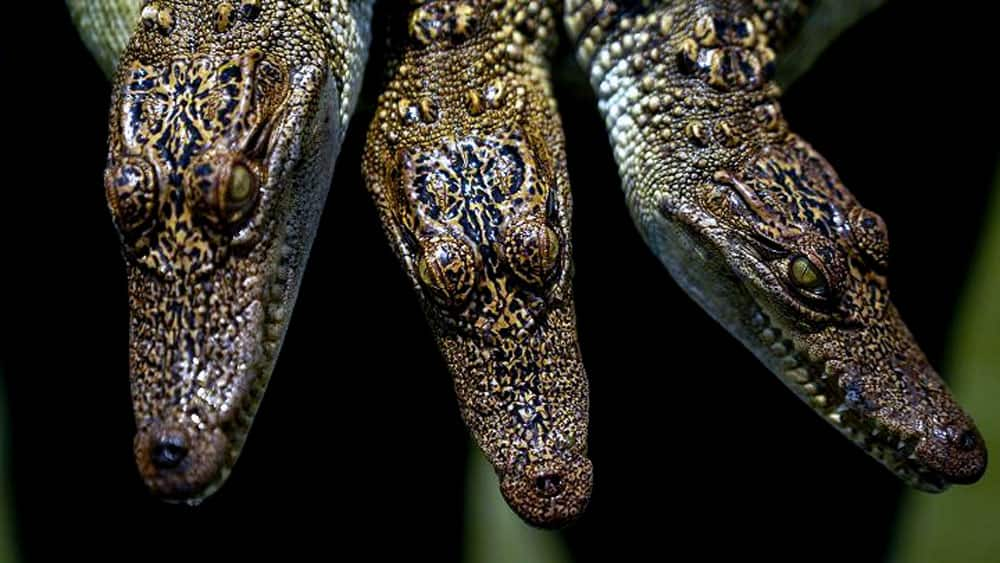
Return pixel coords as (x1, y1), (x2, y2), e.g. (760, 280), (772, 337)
(786, 367), (809, 383)
(756, 309), (931, 487)
(760, 328), (777, 344)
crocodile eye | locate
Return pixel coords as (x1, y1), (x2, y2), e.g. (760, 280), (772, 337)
(186, 154), (260, 228)
(417, 237), (477, 306)
(789, 254), (828, 296)
(229, 163), (255, 204)
(503, 218), (560, 285)
(105, 156), (158, 234)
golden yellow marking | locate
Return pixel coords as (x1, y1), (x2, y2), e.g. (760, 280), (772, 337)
(694, 15), (717, 46)
(216, 2), (235, 33)
(466, 89), (483, 115)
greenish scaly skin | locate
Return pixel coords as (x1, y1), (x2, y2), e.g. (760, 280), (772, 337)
(565, 0), (986, 490)
(363, 1), (591, 528)
(71, 0), (373, 502)
(67, 0), (141, 79)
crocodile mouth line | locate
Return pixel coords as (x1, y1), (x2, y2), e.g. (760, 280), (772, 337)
(748, 308), (940, 491)
(181, 234), (293, 504)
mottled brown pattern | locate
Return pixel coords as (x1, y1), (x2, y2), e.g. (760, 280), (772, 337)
(364, 1), (591, 528)
(103, 0), (373, 502)
(566, 0), (986, 489)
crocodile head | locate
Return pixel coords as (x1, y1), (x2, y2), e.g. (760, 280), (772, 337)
(370, 128), (592, 528)
(105, 48), (337, 502)
(656, 134), (986, 491)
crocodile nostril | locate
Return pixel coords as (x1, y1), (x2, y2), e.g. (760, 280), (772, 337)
(151, 436), (188, 470)
(959, 430), (979, 451)
(534, 474), (563, 498)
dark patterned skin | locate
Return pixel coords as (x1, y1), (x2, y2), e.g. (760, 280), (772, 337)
(565, 0), (986, 490)
(364, 1), (592, 528)
(101, 0), (373, 502)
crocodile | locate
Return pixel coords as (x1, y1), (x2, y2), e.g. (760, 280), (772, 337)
(67, 0), (987, 524)
(563, 0), (986, 490)
(69, 0), (374, 501)
(363, 2), (592, 528)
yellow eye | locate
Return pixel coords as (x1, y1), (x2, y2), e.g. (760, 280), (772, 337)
(543, 227), (559, 265)
(185, 155), (259, 228)
(229, 163), (254, 203)
(417, 237), (477, 306)
(221, 161), (258, 223)
(789, 255), (827, 294)
(503, 218), (561, 285)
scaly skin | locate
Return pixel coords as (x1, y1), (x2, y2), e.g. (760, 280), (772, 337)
(67, 0), (142, 79)
(566, 0), (986, 490)
(363, 1), (592, 528)
(87, 0), (372, 502)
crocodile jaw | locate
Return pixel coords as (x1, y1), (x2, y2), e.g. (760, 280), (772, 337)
(647, 207), (986, 490)
(128, 228), (293, 502)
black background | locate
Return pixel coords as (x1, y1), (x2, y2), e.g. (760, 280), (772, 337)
(4, 2), (999, 562)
